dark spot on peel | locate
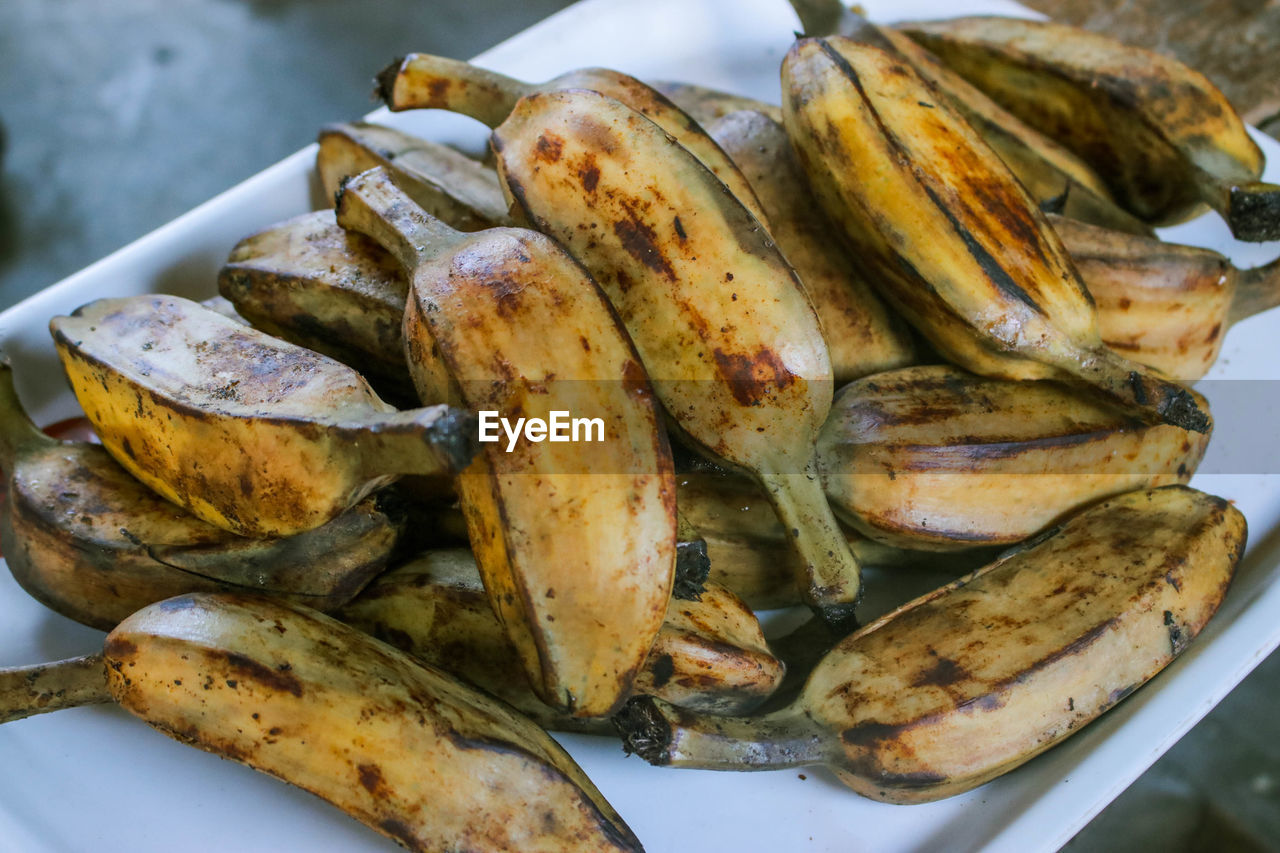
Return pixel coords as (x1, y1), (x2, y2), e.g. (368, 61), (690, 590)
(712, 347), (796, 406)
(650, 654), (675, 688)
(358, 763), (387, 796)
(534, 132), (564, 164)
(218, 652), (304, 697)
(613, 216), (676, 280)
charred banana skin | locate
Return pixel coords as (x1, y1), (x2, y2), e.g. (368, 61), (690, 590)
(1054, 214), (1280, 380)
(316, 121), (510, 230)
(817, 365), (1210, 550)
(900, 16), (1280, 240)
(781, 37), (1209, 433)
(105, 593), (643, 851)
(492, 87), (861, 628)
(707, 109), (917, 384)
(50, 295), (474, 538)
(617, 486), (1245, 804)
(338, 168), (677, 718)
(218, 210), (415, 404)
(338, 550), (784, 728)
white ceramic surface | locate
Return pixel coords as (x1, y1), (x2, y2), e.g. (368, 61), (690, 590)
(2, 1), (1279, 851)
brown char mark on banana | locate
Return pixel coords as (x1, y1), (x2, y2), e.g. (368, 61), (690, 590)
(814, 38), (1057, 315)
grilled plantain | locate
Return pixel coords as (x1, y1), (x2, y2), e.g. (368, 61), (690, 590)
(0, 362), (405, 630)
(1053, 214), (1280, 380)
(491, 87), (861, 629)
(648, 80), (783, 125)
(706, 109), (917, 384)
(338, 549), (783, 728)
(900, 15), (1280, 241)
(816, 364), (1210, 550)
(782, 36), (1210, 433)
(616, 485), (1244, 803)
(50, 294), (476, 538)
(338, 167), (676, 718)
(316, 121), (509, 230)
(2, 593), (643, 851)
(377, 53), (768, 226)
(218, 209), (415, 404)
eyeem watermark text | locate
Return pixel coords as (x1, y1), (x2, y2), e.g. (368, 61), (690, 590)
(478, 410), (605, 452)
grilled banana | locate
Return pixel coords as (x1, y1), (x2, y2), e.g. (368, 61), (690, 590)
(377, 53), (768, 226)
(615, 485), (1245, 803)
(218, 209), (415, 404)
(1053, 214), (1280, 380)
(782, 37), (1210, 433)
(2, 593), (643, 851)
(338, 550), (784, 728)
(337, 167), (676, 718)
(648, 80), (782, 125)
(706, 109), (917, 384)
(0, 362), (404, 629)
(816, 364), (1209, 550)
(900, 16), (1280, 241)
(50, 295), (476, 538)
(492, 88), (861, 629)
(316, 121), (509, 229)
(677, 472), (997, 609)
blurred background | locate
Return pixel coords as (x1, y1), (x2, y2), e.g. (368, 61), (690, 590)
(0, 0), (1276, 849)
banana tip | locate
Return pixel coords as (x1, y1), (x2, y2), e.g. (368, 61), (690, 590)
(672, 541), (710, 601)
(429, 408), (482, 473)
(1228, 183), (1280, 243)
(373, 57), (405, 107)
(613, 696), (674, 766)
(815, 600), (860, 638)
(1159, 387), (1212, 435)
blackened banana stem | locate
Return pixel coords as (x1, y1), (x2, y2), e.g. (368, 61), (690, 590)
(756, 455), (861, 631)
(378, 54), (533, 127)
(1230, 255), (1280, 325)
(0, 655), (110, 724)
(1203, 174), (1280, 244)
(0, 363), (53, 469)
(344, 407), (479, 483)
(789, 0), (857, 37)
(1068, 347), (1211, 434)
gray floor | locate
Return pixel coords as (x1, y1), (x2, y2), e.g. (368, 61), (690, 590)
(1, 1), (1277, 851)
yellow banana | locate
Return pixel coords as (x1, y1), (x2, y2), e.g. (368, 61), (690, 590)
(376, 53), (769, 226)
(1053, 214), (1280, 380)
(338, 549), (784, 728)
(491, 87), (861, 630)
(337, 167), (676, 718)
(781, 36), (1210, 433)
(706, 109), (917, 384)
(2, 593), (643, 851)
(816, 364), (1210, 550)
(218, 209), (415, 404)
(0, 362), (404, 630)
(316, 121), (509, 229)
(50, 294), (475, 538)
(900, 15), (1280, 241)
(615, 485), (1244, 803)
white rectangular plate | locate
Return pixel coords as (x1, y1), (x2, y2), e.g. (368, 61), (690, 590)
(2, 1), (1279, 851)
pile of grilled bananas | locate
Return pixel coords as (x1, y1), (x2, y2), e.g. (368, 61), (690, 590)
(4, 4), (1276, 849)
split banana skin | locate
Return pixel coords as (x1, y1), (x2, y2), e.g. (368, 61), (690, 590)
(2, 7), (1277, 850)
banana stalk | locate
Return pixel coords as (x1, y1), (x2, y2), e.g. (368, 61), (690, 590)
(338, 550), (784, 728)
(337, 167), (676, 718)
(218, 209), (415, 404)
(900, 16), (1280, 241)
(49, 295), (476, 538)
(1053, 214), (1280, 380)
(782, 37), (1210, 433)
(0, 361), (408, 630)
(615, 485), (1245, 803)
(491, 88), (861, 630)
(816, 364), (1210, 550)
(706, 109), (917, 384)
(316, 121), (509, 229)
(2, 594), (643, 851)
(376, 53), (768, 226)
